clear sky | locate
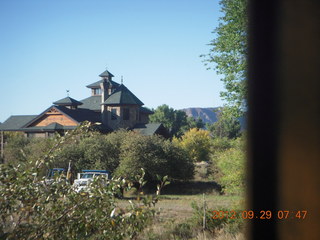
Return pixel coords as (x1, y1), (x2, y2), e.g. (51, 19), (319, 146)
(0, 0), (223, 123)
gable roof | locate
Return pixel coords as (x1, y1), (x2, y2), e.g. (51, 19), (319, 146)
(140, 106), (154, 114)
(21, 125), (77, 132)
(22, 105), (101, 128)
(86, 79), (120, 89)
(103, 84), (144, 106)
(0, 115), (37, 131)
(42, 122), (64, 130)
(53, 96), (83, 106)
(132, 123), (166, 136)
(54, 105), (101, 123)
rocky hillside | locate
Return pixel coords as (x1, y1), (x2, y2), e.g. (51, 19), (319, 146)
(181, 107), (246, 129)
(181, 107), (219, 124)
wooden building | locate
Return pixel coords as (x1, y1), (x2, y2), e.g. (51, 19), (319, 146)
(0, 70), (167, 138)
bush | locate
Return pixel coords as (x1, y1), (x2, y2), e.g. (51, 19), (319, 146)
(214, 137), (246, 195)
(0, 163), (157, 240)
(174, 128), (212, 162)
(2, 122), (194, 193)
(3, 132), (30, 164)
(115, 133), (194, 181)
(0, 123), (160, 240)
(171, 222), (194, 239)
(191, 201), (243, 234)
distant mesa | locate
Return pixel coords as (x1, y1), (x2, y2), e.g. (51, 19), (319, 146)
(181, 107), (219, 124)
(181, 107), (246, 130)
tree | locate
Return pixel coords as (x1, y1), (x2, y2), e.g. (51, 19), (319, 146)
(174, 128), (212, 162)
(214, 137), (245, 194)
(115, 133), (194, 181)
(210, 109), (241, 139)
(149, 104), (204, 137)
(201, 0), (248, 117)
(183, 117), (205, 132)
(0, 122), (160, 239)
(3, 132), (30, 164)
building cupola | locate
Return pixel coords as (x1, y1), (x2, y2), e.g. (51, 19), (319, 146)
(99, 70), (114, 80)
(53, 96), (83, 109)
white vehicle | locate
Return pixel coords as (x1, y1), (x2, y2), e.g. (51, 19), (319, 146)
(73, 170), (110, 192)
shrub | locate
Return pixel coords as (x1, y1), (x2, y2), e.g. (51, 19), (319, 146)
(3, 132), (30, 164)
(0, 123), (160, 240)
(191, 201), (243, 234)
(174, 128), (212, 162)
(214, 137), (246, 195)
(171, 222), (194, 239)
(115, 133), (194, 182)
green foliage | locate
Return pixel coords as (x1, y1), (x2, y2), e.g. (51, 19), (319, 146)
(171, 222), (193, 239)
(115, 134), (194, 181)
(214, 137), (245, 194)
(191, 201), (243, 234)
(0, 123), (164, 240)
(210, 109), (241, 139)
(182, 117), (204, 132)
(3, 133), (30, 164)
(3, 122), (194, 185)
(149, 104), (203, 137)
(201, 0), (248, 117)
(174, 128), (212, 162)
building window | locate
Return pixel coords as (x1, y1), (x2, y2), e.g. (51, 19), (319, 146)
(123, 108), (130, 120)
(111, 108), (117, 120)
(93, 88), (101, 95)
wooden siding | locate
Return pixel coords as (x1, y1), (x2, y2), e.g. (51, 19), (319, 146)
(30, 108), (78, 127)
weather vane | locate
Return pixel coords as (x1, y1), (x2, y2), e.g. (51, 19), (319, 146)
(121, 76), (123, 84)
(66, 90), (70, 96)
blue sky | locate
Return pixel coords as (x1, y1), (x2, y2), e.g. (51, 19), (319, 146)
(0, 0), (223, 123)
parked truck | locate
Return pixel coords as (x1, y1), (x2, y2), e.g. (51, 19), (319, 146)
(44, 168), (66, 184)
(73, 170), (111, 192)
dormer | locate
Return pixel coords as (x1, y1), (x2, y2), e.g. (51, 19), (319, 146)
(53, 96), (83, 110)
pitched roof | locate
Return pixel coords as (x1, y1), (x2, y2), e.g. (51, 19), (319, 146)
(140, 106), (154, 114)
(21, 125), (77, 132)
(99, 70), (114, 78)
(132, 123), (165, 136)
(54, 105), (101, 123)
(53, 96), (83, 106)
(103, 84), (144, 106)
(79, 95), (101, 111)
(86, 79), (120, 89)
(42, 122), (64, 130)
(22, 105), (101, 129)
(0, 115), (37, 131)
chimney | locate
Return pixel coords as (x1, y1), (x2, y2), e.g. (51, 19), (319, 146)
(100, 78), (109, 126)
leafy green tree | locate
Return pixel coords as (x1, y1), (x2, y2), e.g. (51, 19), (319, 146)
(210, 109), (241, 139)
(3, 132), (30, 164)
(183, 117), (204, 132)
(214, 137), (245, 194)
(80, 134), (120, 171)
(149, 104), (204, 137)
(174, 128), (212, 162)
(0, 122), (161, 240)
(149, 104), (184, 137)
(201, 0), (248, 117)
(149, 104), (175, 131)
(115, 133), (194, 181)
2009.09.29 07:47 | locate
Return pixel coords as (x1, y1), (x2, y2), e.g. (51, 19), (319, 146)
(211, 210), (307, 220)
